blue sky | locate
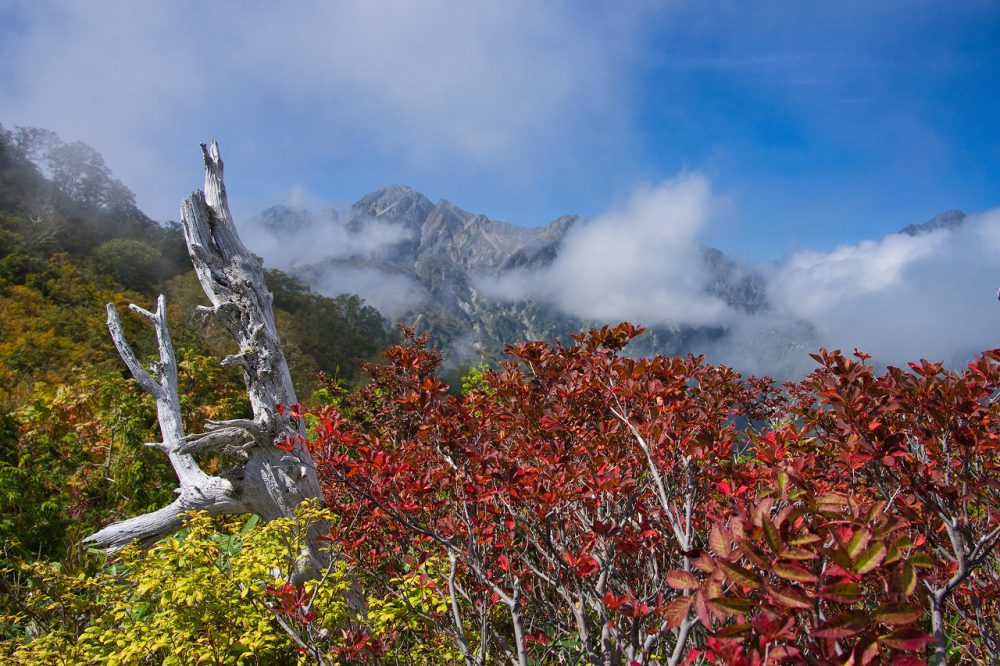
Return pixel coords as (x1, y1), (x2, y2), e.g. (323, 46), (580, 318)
(0, 1), (997, 260)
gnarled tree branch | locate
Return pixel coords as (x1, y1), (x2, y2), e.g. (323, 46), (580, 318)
(85, 142), (325, 558)
(85, 296), (241, 549)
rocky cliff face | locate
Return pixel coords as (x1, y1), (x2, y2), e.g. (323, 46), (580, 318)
(247, 184), (773, 367)
(244, 185), (766, 364)
(245, 197), (977, 375)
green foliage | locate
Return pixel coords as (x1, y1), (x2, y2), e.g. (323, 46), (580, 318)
(0, 364), (242, 563)
(0, 124), (420, 664)
(0, 125), (393, 558)
(458, 361), (491, 395)
(89, 238), (165, 292)
(364, 560), (465, 665)
(266, 270), (391, 395)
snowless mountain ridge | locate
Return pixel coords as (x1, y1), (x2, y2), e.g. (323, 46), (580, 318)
(245, 186), (969, 372)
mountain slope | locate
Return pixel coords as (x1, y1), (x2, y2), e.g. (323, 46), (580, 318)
(246, 185), (772, 368)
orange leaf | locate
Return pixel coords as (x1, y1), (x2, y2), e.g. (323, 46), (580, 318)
(709, 524), (730, 557)
(666, 569), (699, 590)
(663, 595), (694, 629)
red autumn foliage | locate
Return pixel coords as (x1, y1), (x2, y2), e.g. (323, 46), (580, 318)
(295, 324), (998, 665)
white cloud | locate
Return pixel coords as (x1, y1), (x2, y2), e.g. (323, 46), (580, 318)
(0, 0), (642, 222)
(305, 264), (426, 321)
(480, 173), (731, 327)
(479, 173), (1000, 374)
(239, 206), (425, 318)
(286, 185), (329, 213)
(769, 208), (1000, 366)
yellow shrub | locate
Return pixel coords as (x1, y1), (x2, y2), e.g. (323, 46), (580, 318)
(9, 503), (350, 665)
(365, 558), (465, 665)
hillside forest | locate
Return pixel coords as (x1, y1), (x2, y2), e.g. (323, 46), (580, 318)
(0, 127), (997, 665)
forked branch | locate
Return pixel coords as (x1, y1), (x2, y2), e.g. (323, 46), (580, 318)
(85, 142), (325, 555)
(85, 296), (240, 549)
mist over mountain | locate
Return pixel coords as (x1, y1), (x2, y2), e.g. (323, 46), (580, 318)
(240, 178), (1000, 378)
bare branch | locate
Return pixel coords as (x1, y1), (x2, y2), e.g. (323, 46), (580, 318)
(105, 303), (159, 398)
(87, 296), (241, 549)
(86, 142), (325, 554)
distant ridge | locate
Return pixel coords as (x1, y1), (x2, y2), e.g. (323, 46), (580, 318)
(247, 186), (770, 367)
(900, 209), (966, 236)
(249, 192), (976, 375)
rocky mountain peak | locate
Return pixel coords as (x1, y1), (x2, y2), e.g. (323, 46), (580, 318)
(350, 185), (434, 230)
(900, 209), (966, 236)
(250, 204), (338, 237)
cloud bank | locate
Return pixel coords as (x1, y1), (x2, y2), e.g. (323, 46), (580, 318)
(481, 174), (729, 327)
(770, 208), (1000, 367)
(239, 208), (427, 319)
(480, 175), (1000, 375)
(0, 1), (641, 224)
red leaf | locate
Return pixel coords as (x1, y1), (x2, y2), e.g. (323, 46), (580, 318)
(874, 602), (923, 626)
(707, 597), (756, 615)
(694, 591), (712, 628)
(497, 553), (509, 572)
(603, 592), (629, 610)
(717, 559), (761, 589)
(855, 541), (888, 574)
(773, 561), (818, 584)
(853, 637), (880, 666)
(574, 555), (600, 577)
(880, 627), (933, 651)
(778, 547), (818, 561)
(846, 528), (872, 558)
(768, 584), (813, 610)
(788, 533), (822, 546)
(895, 563), (917, 597)
(817, 582), (862, 604)
(762, 515), (782, 552)
(666, 569), (699, 590)
(713, 622), (752, 638)
(812, 611), (869, 639)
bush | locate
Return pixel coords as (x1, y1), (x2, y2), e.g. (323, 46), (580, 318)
(6, 505), (350, 665)
(89, 239), (165, 292)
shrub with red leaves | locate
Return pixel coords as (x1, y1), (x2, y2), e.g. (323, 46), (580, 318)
(299, 325), (998, 665)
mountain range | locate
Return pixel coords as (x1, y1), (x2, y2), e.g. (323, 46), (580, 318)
(243, 187), (968, 374)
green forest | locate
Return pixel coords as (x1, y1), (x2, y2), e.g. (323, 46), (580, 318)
(0, 127), (997, 665)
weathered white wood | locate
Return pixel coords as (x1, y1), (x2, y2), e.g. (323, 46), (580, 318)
(85, 142), (324, 556)
(178, 141), (323, 521)
(85, 296), (240, 549)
